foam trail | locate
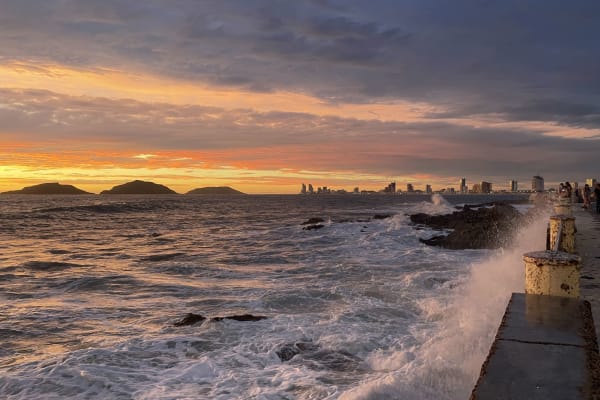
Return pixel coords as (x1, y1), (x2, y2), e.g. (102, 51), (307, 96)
(340, 210), (551, 400)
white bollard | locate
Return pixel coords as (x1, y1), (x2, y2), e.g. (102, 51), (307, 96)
(523, 250), (581, 298)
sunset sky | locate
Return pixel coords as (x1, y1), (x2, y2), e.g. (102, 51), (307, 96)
(1, 0), (599, 194)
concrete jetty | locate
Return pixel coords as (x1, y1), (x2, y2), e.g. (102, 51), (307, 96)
(576, 209), (600, 335)
(471, 207), (600, 399)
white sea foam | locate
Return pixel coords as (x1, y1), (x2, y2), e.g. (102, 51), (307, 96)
(339, 208), (551, 400)
(409, 194), (457, 216)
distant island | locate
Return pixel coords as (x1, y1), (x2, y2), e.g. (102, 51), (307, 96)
(1, 182), (91, 195)
(100, 180), (178, 195)
(186, 186), (245, 195)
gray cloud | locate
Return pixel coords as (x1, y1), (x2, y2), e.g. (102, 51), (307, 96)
(0, 88), (596, 183)
(2, 0), (597, 117)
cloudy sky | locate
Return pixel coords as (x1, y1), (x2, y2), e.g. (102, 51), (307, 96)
(1, 0), (598, 193)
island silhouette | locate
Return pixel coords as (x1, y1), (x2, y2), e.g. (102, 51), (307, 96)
(1, 182), (91, 195)
(2, 181), (246, 195)
(100, 180), (177, 195)
(186, 186), (245, 195)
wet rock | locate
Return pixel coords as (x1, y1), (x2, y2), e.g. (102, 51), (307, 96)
(174, 313), (267, 326)
(212, 314), (268, 322)
(372, 214), (393, 220)
(275, 341), (321, 362)
(275, 341), (364, 372)
(302, 217), (325, 225)
(411, 204), (523, 249)
(173, 313), (206, 327)
(303, 224), (324, 231)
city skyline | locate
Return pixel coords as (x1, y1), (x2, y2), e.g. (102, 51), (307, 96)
(1, 1), (599, 194)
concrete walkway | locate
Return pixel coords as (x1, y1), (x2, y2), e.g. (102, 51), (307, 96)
(575, 207), (600, 335)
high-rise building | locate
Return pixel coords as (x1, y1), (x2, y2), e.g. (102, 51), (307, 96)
(406, 183), (414, 193)
(532, 176), (544, 192)
(472, 183), (481, 193)
(510, 180), (518, 192)
(481, 181), (492, 194)
(382, 182), (396, 193)
(308, 184), (314, 194)
(459, 178), (467, 194)
(426, 184), (432, 194)
(301, 183), (307, 194)
(587, 178), (597, 188)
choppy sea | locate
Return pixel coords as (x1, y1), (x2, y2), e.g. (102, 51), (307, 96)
(0, 193), (548, 399)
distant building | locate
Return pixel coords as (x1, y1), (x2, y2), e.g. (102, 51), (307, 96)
(383, 182), (396, 193)
(353, 187), (360, 194)
(459, 178), (467, 194)
(446, 187), (456, 194)
(532, 175), (544, 192)
(308, 184), (314, 194)
(510, 180), (518, 192)
(426, 184), (432, 194)
(472, 183), (481, 193)
(406, 183), (414, 193)
(481, 181), (492, 194)
(301, 183), (307, 194)
(586, 178), (597, 188)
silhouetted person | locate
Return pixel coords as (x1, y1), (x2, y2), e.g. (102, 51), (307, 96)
(595, 183), (600, 213)
(565, 182), (573, 203)
(582, 184), (591, 209)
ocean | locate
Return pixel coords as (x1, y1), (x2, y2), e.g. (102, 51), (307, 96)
(0, 193), (548, 399)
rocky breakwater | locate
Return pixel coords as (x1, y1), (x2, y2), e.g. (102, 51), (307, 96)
(411, 203), (524, 250)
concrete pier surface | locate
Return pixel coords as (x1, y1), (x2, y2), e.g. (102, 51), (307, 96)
(575, 208), (600, 336)
(471, 208), (600, 399)
(470, 293), (600, 399)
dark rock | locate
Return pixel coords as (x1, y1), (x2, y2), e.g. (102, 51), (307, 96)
(275, 341), (364, 372)
(412, 204), (523, 249)
(275, 341), (321, 362)
(212, 314), (268, 322)
(303, 224), (325, 231)
(173, 313), (206, 327)
(174, 313), (267, 326)
(372, 214), (393, 220)
(302, 217), (325, 225)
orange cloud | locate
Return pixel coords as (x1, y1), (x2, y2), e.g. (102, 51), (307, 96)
(0, 60), (436, 122)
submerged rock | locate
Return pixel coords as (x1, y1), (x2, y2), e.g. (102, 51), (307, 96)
(303, 224), (325, 231)
(211, 314), (268, 322)
(173, 313), (267, 327)
(411, 203), (523, 249)
(372, 214), (393, 220)
(275, 341), (364, 372)
(276, 341), (319, 362)
(302, 217), (325, 225)
(173, 313), (207, 327)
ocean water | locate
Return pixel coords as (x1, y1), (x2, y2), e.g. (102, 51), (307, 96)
(0, 193), (548, 399)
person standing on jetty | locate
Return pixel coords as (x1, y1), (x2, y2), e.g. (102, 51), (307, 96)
(582, 184), (591, 209)
(595, 183), (600, 213)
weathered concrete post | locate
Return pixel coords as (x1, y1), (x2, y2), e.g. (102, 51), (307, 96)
(523, 250), (581, 298)
(554, 199), (572, 216)
(549, 214), (576, 253)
